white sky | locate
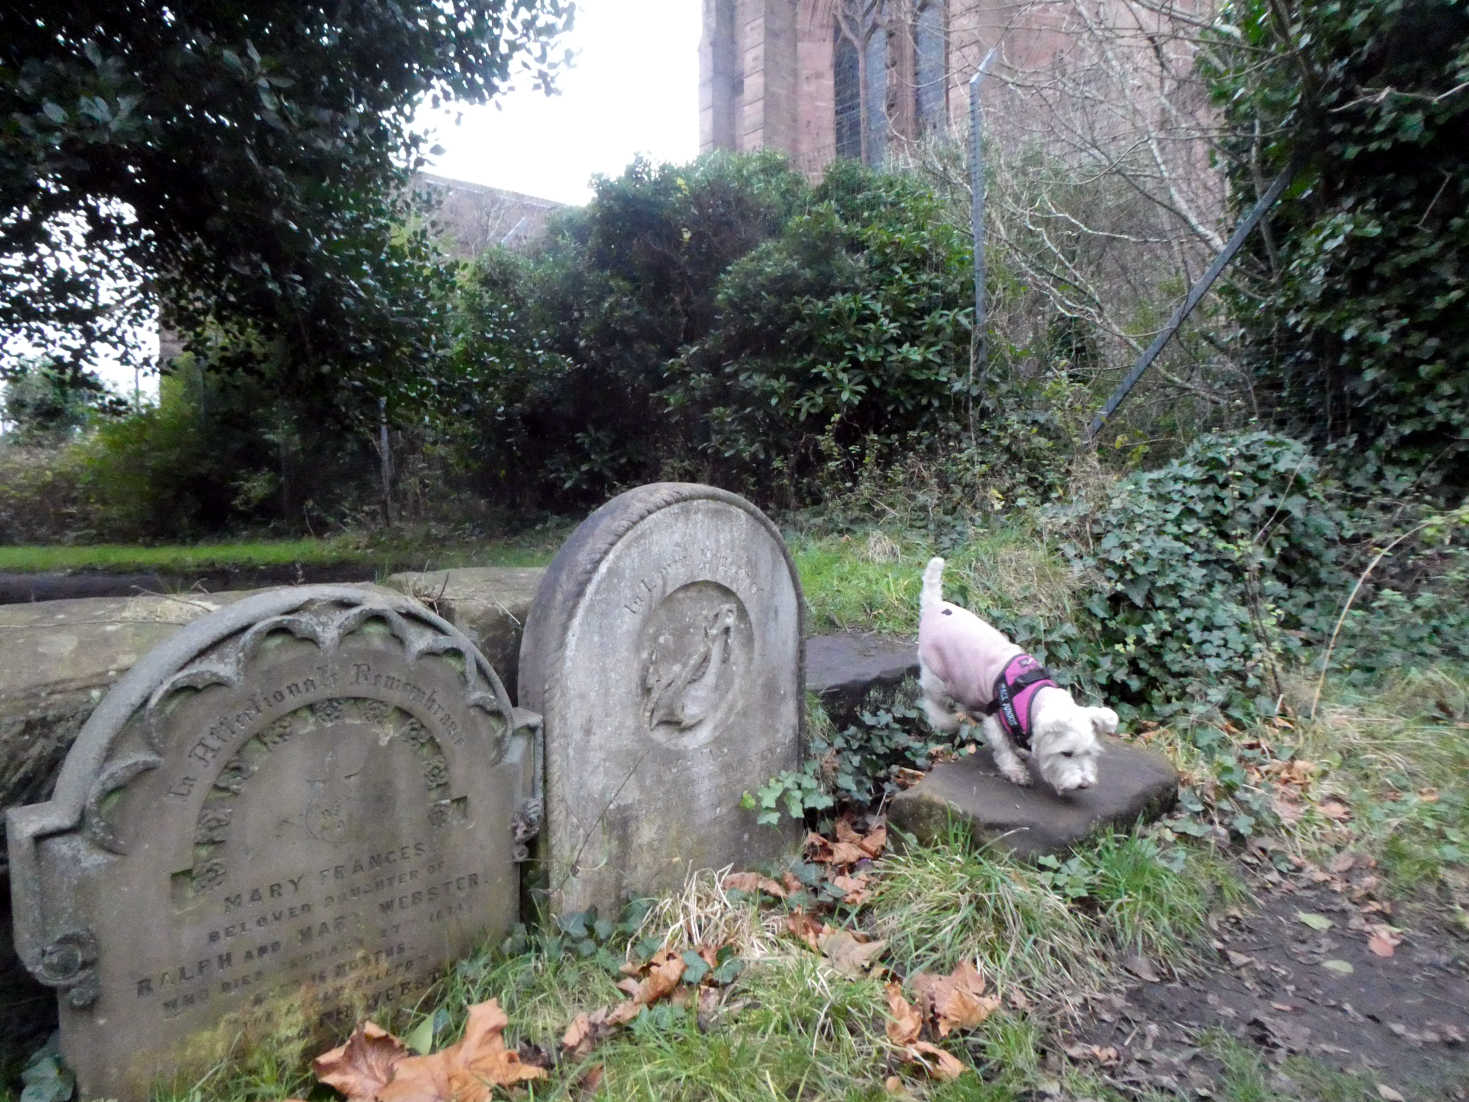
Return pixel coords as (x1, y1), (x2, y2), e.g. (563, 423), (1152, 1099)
(417, 0), (702, 204)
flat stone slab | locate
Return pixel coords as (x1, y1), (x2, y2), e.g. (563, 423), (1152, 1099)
(888, 739), (1178, 859)
(805, 632), (916, 717)
(383, 568), (544, 700)
(0, 592), (266, 827)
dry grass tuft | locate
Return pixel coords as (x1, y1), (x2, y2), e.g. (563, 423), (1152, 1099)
(632, 866), (789, 963)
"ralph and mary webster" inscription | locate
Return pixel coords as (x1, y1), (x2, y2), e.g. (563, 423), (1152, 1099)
(7, 588), (535, 1101)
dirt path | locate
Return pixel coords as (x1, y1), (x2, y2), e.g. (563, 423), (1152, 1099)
(1067, 859), (1469, 1099)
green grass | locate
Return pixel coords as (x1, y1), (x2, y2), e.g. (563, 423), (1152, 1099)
(1195, 1030), (1438, 1102)
(867, 823), (1239, 1011)
(788, 519), (1076, 637)
(0, 537), (363, 573)
(0, 524), (571, 576)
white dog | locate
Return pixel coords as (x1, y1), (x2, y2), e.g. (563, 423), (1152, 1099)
(917, 557), (1116, 793)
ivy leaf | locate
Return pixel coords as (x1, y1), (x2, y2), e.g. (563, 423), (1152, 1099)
(402, 1016), (434, 1056)
(680, 949), (711, 986)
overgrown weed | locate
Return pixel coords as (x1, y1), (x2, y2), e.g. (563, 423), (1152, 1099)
(1289, 666), (1469, 900)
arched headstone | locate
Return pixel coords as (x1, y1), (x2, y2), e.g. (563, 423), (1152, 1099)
(519, 483), (804, 914)
(7, 587), (539, 1100)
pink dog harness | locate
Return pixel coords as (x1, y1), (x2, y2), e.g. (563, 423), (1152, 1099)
(919, 602), (1058, 749)
(989, 653), (1058, 749)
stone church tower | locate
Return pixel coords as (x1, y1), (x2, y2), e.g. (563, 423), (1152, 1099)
(698, 1), (1137, 174)
(699, 0), (948, 173)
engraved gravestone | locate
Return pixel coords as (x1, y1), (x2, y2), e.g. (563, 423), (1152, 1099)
(518, 483), (804, 914)
(7, 587), (539, 1101)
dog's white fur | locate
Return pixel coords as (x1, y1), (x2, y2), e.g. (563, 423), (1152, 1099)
(918, 557), (1116, 793)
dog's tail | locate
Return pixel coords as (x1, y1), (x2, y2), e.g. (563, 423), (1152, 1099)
(921, 556), (945, 619)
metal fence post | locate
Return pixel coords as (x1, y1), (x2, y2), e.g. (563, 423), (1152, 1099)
(969, 48), (998, 380)
(1087, 161), (1298, 441)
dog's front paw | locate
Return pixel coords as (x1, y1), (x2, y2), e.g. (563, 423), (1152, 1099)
(999, 762), (1033, 786)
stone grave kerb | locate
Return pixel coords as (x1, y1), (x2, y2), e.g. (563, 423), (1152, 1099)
(7, 585), (541, 1100)
(518, 483), (807, 915)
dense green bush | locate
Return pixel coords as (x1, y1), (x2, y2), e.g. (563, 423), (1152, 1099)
(1054, 432), (1349, 719)
(1205, 0), (1469, 492)
(478, 151), (810, 507)
(0, 444), (89, 543)
(442, 248), (578, 508)
(72, 359), (382, 541)
(666, 162), (977, 504)
(1, 360), (123, 444)
(448, 152), (1005, 512)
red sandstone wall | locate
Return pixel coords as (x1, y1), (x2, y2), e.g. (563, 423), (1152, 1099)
(702, 0), (1217, 185)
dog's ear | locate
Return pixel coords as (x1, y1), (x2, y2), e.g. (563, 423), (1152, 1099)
(1089, 707), (1119, 736)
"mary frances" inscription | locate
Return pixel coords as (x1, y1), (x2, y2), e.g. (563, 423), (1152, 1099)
(8, 587), (534, 1101)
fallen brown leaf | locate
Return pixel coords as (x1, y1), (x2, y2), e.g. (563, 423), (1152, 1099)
(859, 822), (888, 858)
(909, 961), (1000, 1036)
(1272, 791), (1305, 824)
(886, 983), (923, 1045)
(818, 928), (888, 978)
(314, 1021), (410, 1100)
(575, 1065), (605, 1099)
(625, 951), (686, 1008)
(831, 872), (871, 904)
(1063, 1042), (1121, 1066)
(722, 871), (787, 898)
(785, 911), (825, 951)
(1319, 797), (1353, 822)
(904, 1041), (965, 1081)
(561, 1013), (594, 1056)
(1367, 924), (1402, 957)
(377, 1000), (545, 1102)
